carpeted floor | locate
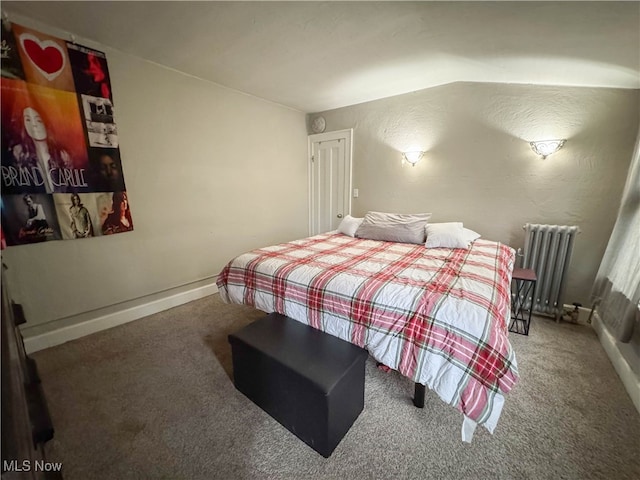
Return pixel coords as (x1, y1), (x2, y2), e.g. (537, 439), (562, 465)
(34, 294), (640, 479)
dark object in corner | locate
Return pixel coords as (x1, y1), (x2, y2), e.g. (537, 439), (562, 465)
(1, 264), (61, 479)
(228, 313), (368, 458)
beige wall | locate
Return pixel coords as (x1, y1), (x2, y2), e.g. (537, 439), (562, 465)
(2, 15), (309, 336)
(311, 82), (639, 306)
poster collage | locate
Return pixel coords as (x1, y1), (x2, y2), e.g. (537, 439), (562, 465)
(1, 22), (133, 246)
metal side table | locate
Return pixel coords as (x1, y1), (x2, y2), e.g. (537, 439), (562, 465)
(509, 267), (537, 335)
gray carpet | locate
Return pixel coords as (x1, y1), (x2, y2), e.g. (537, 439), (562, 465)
(34, 294), (640, 479)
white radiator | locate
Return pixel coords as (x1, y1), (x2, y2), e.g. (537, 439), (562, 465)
(521, 223), (580, 320)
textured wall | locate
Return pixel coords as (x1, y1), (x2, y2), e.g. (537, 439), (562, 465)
(312, 82), (639, 306)
(3, 14), (309, 335)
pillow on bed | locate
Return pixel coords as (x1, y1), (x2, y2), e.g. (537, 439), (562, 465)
(463, 228), (481, 244)
(425, 222), (470, 248)
(355, 211), (431, 244)
(337, 215), (364, 237)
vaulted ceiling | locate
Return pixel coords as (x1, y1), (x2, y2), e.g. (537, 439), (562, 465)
(4, 1), (639, 112)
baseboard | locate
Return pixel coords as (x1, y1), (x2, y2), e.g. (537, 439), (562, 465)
(23, 282), (218, 354)
(591, 313), (640, 415)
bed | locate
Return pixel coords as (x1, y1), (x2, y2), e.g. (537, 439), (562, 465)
(217, 231), (519, 441)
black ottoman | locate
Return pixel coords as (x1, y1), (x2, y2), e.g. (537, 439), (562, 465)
(228, 313), (368, 458)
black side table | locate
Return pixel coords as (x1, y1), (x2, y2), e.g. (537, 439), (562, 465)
(509, 267), (537, 335)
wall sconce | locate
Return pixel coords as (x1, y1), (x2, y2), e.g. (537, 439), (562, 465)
(529, 139), (566, 159)
(402, 151), (424, 166)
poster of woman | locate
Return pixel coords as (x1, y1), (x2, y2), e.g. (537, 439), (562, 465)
(1, 21), (133, 246)
(53, 192), (98, 240)
(87, 148), (126, 192)
(0, 193), (61, 245)
(1, 79), (89, 194)
(101, 191), (133, 235)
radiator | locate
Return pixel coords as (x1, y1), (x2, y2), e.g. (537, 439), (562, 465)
(521, 223), (580, 320)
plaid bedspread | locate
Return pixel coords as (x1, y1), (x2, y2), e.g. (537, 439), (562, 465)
(217, 232), (519, 435)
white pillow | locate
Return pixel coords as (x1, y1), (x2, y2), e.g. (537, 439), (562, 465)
(425, 222), (469, 249)
(463, 228), (481, 244)
(337, 215), (364, 237)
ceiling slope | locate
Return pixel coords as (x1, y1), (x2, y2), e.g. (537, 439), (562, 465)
(4, 1), (639, 112)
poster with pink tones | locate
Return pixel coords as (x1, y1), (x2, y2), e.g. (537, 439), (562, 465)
(1, 22), (132, 246)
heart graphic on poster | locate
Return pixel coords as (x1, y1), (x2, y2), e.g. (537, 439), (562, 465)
(19, 33), (66, 82)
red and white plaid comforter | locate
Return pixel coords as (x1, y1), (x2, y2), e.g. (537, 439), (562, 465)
(217, 232), (519, 436)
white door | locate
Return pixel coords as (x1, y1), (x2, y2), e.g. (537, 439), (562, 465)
(308, 129), (353, 235)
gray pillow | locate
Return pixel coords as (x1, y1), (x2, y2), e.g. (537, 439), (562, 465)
(355, 211), (432, 244)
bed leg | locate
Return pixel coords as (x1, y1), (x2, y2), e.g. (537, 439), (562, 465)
(413, 383), (425, 408)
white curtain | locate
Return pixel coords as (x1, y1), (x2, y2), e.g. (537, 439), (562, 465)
(591, 128), (640, 342)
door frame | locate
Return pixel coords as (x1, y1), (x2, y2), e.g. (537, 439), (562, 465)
(308, 128), (353, 236)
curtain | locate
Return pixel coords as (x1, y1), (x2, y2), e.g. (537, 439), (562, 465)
(591, 127), (640, 342)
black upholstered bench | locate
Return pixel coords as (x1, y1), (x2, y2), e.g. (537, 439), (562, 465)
(228, 313), (368, 458)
